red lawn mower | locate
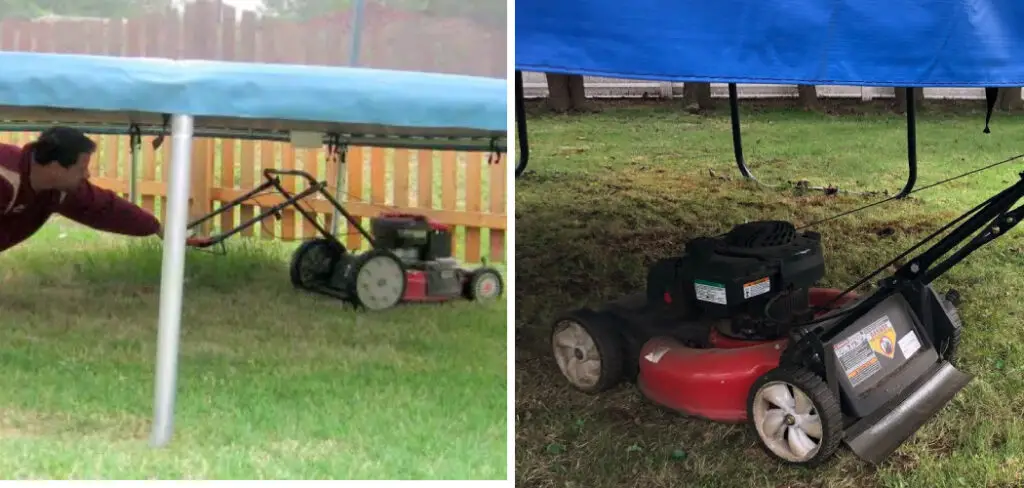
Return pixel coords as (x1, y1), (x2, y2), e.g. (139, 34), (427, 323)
(186, 168), (504, 311)
(546, 170), (1024, 466)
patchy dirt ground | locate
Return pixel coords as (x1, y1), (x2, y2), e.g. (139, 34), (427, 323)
(515, 101), (1024, 488)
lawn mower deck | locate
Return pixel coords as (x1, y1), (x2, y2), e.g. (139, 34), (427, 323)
(552, 215), (979, 467)
(186, 168), (504, 311)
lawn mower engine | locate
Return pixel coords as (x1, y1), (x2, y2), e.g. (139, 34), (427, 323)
(551, 219), (970, 467)
(644, 220), (826, 342)
(289, 212), (503, 311)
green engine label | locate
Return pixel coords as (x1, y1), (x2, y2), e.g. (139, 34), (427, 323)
(694, 279), (727, 305)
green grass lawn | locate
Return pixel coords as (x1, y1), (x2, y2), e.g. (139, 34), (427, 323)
(515, 98), (1024, 488)
(0, 218), (508, 480)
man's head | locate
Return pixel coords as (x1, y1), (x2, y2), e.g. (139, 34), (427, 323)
(30, 126), (96, 191)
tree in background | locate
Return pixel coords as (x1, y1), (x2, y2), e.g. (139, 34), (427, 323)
(544, 73), (589, 113)
(0, 0), (171, 18)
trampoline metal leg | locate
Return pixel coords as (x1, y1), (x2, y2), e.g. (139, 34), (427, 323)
(897, 87), (919, 198)
(729, 84), (919, 197)
(330, 148), (348, 236)
(729, 83), (755, 180)
(149, 114), (194, 448)
(515, 70), (529, 177)
(129, 133), (141, 205)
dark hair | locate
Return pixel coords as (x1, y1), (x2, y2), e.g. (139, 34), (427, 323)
(32, 126), (97, 168)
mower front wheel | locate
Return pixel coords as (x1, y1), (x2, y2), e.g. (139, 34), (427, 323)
(747, 366), (843, 467)
(551, 310), (624, 394)
(465, 267), (504, 301)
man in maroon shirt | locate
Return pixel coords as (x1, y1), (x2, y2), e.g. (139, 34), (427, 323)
(0, 126), (163, 253)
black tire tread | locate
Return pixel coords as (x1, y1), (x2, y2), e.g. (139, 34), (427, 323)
(939, 295), (964, 366)
(289, 238), (342, 288)
(551, 310), (624, 394)
(747, 366), (844, 467)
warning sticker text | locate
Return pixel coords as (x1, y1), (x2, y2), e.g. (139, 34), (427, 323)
(832, 315), (905, 388)
(743, 277), (771, 299)
(834, 335), (882, 387)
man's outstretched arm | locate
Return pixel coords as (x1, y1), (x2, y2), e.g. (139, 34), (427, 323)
(0, 175), (12, 215)
(56, 180), (162, 237)
(0, 144), (22, 215)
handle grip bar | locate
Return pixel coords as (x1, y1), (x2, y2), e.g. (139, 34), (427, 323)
(263, 168), (318, 187)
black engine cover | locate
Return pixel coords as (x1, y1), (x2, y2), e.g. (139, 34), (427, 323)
(647, 221), (826, 330)
(370, 213), (453, 262)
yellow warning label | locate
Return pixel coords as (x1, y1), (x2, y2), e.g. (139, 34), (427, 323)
(743, 276), (771, 299)
(866, 317), (897, 359)
(744, 277), (769, 288)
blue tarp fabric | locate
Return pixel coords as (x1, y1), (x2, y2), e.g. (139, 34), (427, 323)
(515, 0), (1024, 87)
(0, 52), (507, 135)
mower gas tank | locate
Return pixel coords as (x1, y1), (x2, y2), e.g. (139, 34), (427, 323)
(826, 293), (941, 418)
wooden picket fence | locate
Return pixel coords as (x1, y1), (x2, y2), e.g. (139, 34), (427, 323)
(0, 132), (507, 264)
(0, 0), (507, 263)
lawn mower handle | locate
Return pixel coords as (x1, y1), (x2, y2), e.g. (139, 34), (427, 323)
(795, 171), (1024, 346)
(262, 168), (318, 188)
(184, 168), (375, 250)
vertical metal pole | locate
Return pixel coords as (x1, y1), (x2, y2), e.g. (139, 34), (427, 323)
(330, 147), (348, 236)
(327, 0), (365, 238)
(130, 138), (140, 204)
(514, 70), (529, 177)
(729, 83), (755, 180)
(350, 0), (365, 66)
(149, 114), (194, 448)
(896, 87), (919, 199)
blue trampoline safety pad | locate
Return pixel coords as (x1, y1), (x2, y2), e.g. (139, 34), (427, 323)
(0, 52), (507, 138)
(516, 0), (1024, 87)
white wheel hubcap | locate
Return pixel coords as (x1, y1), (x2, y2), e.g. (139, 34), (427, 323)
(475, 273), (501, 299)
(752, 381), (823, 463)
(355, 255), (404, 310)
(552, 320), (602, 389)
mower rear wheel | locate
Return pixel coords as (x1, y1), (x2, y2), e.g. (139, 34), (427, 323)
(551, 310), (624, 394)
(465, 267), (504, 301)
(349, 249), (407, 311)
(747, 367), (843, 467)
(938, 289), (964, 365)
(290, 238), (345, 288)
